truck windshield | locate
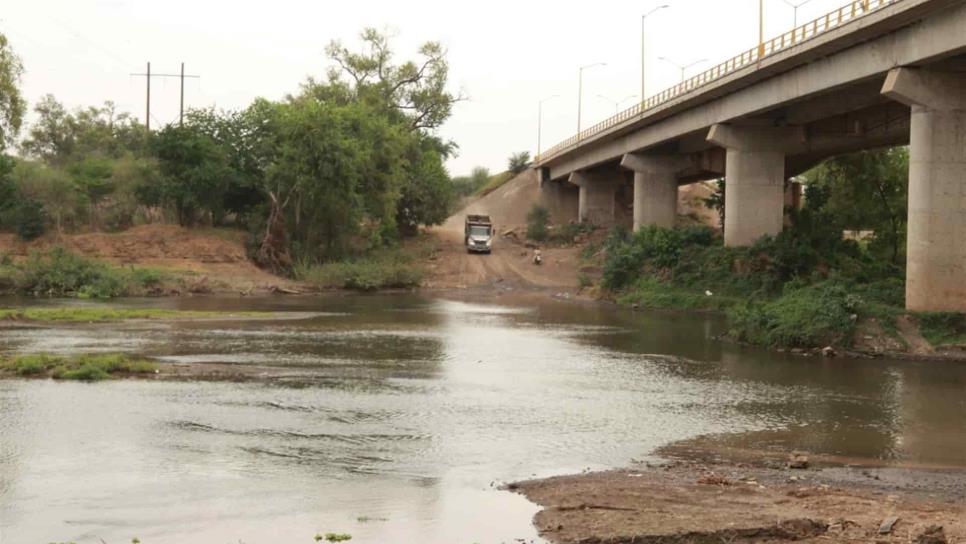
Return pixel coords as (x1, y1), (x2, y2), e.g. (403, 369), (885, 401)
(469, 226), (491, 237)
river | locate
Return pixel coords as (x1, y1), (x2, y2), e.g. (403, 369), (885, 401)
(1, 293), (965, 543)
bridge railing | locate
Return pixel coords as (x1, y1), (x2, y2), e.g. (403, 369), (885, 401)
(536, 0), (902, 163)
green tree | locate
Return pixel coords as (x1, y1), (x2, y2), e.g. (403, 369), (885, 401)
(152, 124), (231, 226)
(322, 28), (465, 131)
(802, 148), (908, 264)
(21, 96), (148, 166)
(508, 151), (531, 174)
(0, 33), (26, 150)
(13, 161), (81, 234)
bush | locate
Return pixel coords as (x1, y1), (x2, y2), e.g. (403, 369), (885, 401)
(13, 199), (47, 241)
(12, 247), (166, 298)
(507, 151), (531, 174)
(294, 251), (423, 291)
(602, 225), (716, 290)
(727, 281), (860, 348)
(526, 205), (550, 242)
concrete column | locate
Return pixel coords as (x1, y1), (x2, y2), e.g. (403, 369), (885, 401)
(568, 171), (619, 225)
(707, 124), (805, 247)
(621, 154), (688, 230)
(882, 68), (966, 312)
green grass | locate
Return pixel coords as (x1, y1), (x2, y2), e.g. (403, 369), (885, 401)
(617, 278), (739, 311)
(916, 312), (966, 347)
(295, 249), (423, 292)
(1, 353), (158, 381)
(0, 307), (271, 322)
(474, 171), (514, 197)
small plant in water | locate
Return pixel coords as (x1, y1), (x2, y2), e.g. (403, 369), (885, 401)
(325, 533), (352, 542)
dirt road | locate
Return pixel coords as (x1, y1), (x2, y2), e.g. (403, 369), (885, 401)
(421, 220), (582, 291)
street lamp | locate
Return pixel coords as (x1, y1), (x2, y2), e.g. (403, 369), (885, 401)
(658, 57), (708, 82)
(641, 4), (670, 106)
(781, 0), (814, 27)
(578, 62), (606, 135)
(537, 94), (560, 159)
(597, 94), (638, 115)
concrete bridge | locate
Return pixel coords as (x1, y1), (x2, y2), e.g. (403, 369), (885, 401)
(533, 0), (966, 312)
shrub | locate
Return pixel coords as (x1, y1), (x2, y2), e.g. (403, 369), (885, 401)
(526, 204), (550, 242)
(294, 251), (423, 291)
(17, 247), (124, 297)
(13, 199), (47, 241)
(602, 225), (716, 290)
(507, 151), (531, 174)
(727, 281), (860, 348)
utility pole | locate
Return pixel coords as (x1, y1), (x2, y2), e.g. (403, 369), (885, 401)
(781, 0), (814, 28)
(130, 61), (200, 130)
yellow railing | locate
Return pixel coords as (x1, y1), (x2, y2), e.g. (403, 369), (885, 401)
(536, 0), (901, 162)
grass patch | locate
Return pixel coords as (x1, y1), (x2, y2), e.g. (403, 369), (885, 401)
(474, 171), (514, 197)
(1, 353), (158, 381)
(916, 312), (966, 347)
(294, 249), (423, 292)
(618, 278), (739, 311)
(0, 307), (271, 322)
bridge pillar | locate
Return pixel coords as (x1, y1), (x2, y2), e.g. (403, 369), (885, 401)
(621, 154), (688, 230)
(707, 125), (805, 247)
(568, 172), (619, 225)
(882, 68), (966, 312)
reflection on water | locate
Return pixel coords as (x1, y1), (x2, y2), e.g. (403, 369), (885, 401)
(0, 294), (965, 543)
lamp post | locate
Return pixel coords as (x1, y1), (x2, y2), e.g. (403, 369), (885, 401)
(537, 95), (560, 159)
(597, 94), (638, 115)
(641, 4), (670, 106)
(578, 62), (606, 135)
(658, 57), (708, 82)
(781, 0), (814, 27)
(759, 0), (765, 57)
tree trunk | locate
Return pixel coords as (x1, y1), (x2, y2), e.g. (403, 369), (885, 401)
(256, 193), (293, 272)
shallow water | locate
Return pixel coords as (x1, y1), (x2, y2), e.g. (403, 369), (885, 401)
(0, 293), (964, 543)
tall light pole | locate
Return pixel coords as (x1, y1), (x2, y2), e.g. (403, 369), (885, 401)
(597, 94), (638, 115)
(537, 95), (560, 158)
(641, 4), (669, 107)
(578, 62), (606, 135)
(659, 57), (708, 82)
(759, 0), (766, 57)
(781, 0), (814, 27)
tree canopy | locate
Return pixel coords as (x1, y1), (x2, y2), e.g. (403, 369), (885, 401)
(0, 33), (26, 151)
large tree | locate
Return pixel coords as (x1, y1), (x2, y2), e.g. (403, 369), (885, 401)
(803, 147), (909, 264)
(0, 33), (26, 151)
(321, 28), (464, 132)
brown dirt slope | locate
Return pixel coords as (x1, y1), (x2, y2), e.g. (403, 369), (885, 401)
(0, 225), (299, 292)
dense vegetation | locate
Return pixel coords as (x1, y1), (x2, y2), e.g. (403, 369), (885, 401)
(600, 147), (927, 350)
(0, 29), (459, 274)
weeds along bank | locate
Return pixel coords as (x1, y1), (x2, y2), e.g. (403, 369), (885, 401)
(593, 223), (965, 353)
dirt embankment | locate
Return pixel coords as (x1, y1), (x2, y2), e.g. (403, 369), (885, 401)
(0, 224), (302, 294)
(514, 456), (966, 544)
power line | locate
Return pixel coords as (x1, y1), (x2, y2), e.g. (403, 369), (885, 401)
(130, 62), (201, 130)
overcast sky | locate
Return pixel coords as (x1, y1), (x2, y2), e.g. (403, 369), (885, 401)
(3, 0), (853, 176)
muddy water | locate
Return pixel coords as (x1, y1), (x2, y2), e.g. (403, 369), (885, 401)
(1, 294), (965, 543)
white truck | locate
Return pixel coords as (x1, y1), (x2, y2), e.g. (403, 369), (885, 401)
(464, 215), (494, 254)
